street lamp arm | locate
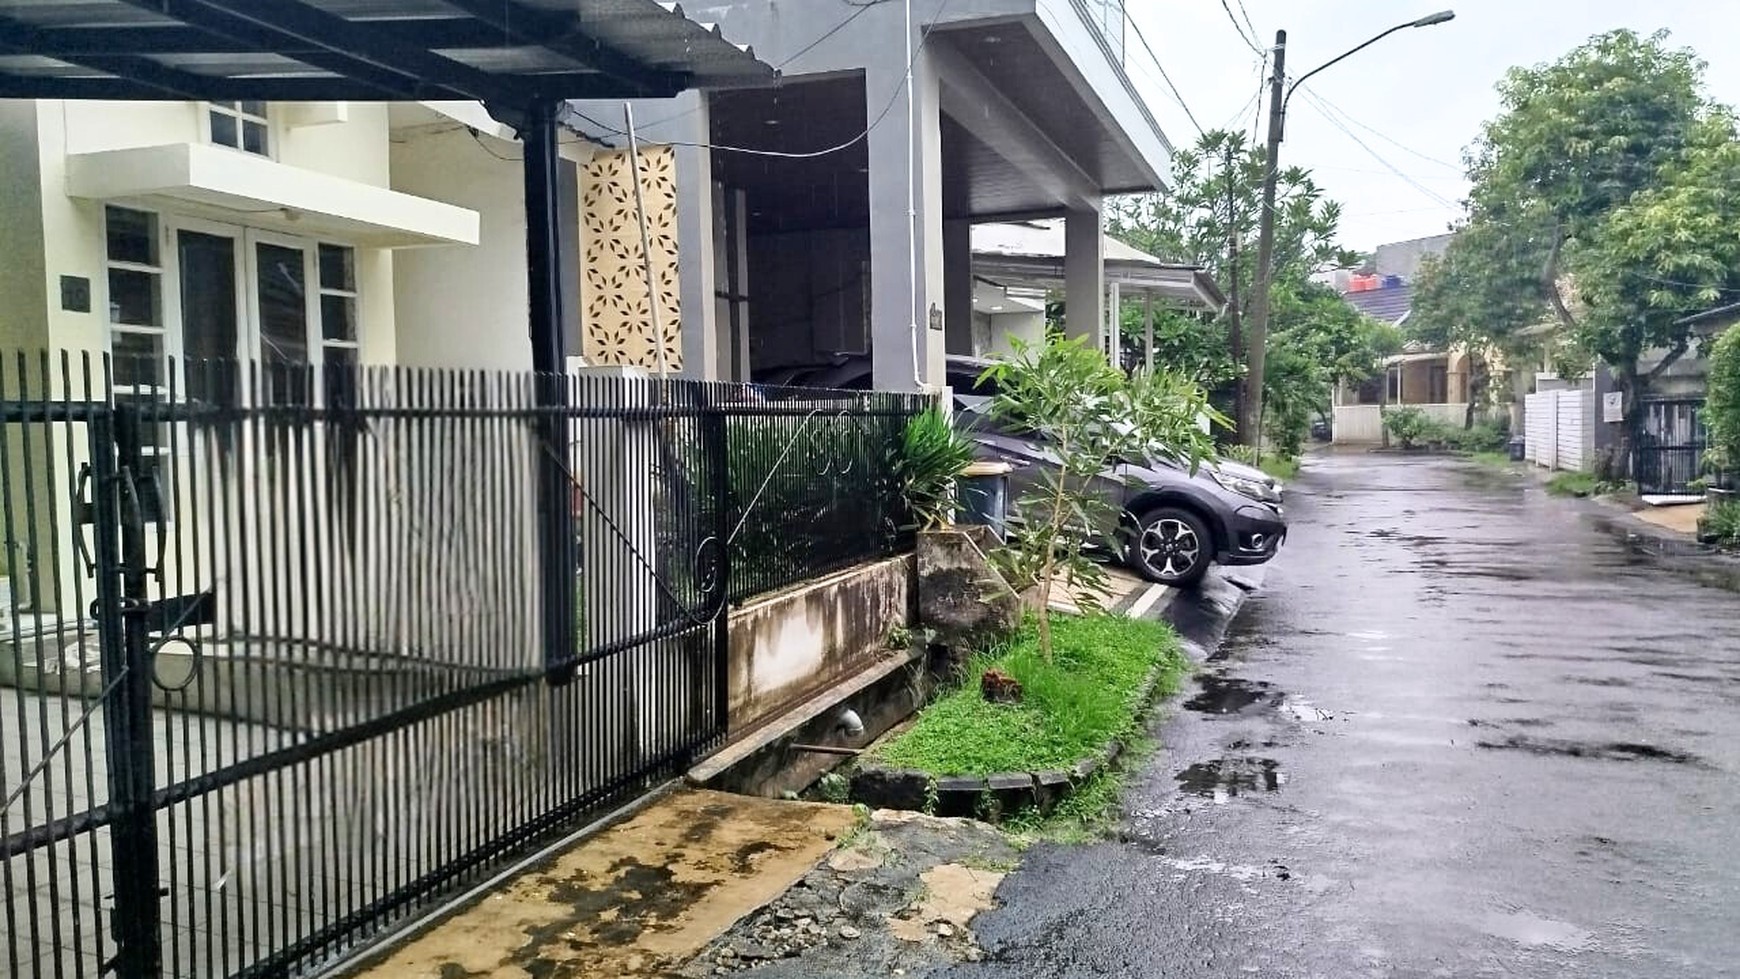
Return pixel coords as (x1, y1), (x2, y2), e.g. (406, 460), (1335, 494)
(1281, 11), (1455, 114)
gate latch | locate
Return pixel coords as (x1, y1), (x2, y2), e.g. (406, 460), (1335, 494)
(89, 589), (218, 633)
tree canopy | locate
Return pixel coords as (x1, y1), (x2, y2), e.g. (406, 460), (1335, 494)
(1107, 128), (1392, 454)
(1413, 28), (1740, 455)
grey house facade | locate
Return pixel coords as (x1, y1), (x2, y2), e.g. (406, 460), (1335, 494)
(572, 0), (1169, 390)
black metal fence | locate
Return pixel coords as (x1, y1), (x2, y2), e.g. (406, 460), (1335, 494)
(1635, 397), (1707, 495)
(723, 388), (921, 602)
(0, 355), (923, 979)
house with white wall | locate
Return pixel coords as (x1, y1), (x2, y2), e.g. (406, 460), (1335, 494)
(562, 0), (1182, 390)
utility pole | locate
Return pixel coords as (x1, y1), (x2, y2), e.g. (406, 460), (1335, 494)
(1238, 12), (1455, 447)
(1239, 29), (1286, 446)
(1224, 141), (1244, 437)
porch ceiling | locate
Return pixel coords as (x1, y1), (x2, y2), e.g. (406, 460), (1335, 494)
(709, 74), (869, 235)
(931, 25), (1161, 211)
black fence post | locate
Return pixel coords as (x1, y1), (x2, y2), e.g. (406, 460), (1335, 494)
(520, 96), (578, 684)
(93, 401), (162, 978)
(705, 404), (731, 733)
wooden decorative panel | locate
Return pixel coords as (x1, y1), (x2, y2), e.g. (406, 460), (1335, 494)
(580, 146), (682, 371)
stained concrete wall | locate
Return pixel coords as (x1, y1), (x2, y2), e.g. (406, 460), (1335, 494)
(727, 555), (914, 734)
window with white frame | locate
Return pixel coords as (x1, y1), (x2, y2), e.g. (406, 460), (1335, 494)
(106, 206), (165, 385)
(208, 101), (270, 156)
(105, 205), (172, 520)
(318, 244), (359, 375)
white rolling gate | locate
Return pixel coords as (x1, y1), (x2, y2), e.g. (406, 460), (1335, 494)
(1524, 388), (1596, 472)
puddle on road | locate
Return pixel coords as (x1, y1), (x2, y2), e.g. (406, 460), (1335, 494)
(1475, 734), (1700, 765)
(1175, 757), (1286, 802)
(1480, 908), (1595, 951)
(1184, 674), (1282, 715)
(1280, 699), (1340, 723)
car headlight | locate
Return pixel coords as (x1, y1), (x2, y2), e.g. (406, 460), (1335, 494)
(1211, 469), (1281, 503)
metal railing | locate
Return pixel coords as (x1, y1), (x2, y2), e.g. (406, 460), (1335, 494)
(0, 355), (921, 978)
(722, 388), (924, 602)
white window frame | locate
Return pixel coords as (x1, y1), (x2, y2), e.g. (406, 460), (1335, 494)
(316, 242), (361, 368)
(104, 207), (359, 392)
(203, 101), (273, 158)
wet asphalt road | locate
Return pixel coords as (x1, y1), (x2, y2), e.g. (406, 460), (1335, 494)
(951, 451), (1740, 978)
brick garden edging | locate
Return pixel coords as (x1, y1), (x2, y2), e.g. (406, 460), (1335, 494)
(845, 663), (1159, 820)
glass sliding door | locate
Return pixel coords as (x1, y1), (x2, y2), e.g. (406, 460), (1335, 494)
(177, 229), (242, 405)
(251, 238), (314, 406)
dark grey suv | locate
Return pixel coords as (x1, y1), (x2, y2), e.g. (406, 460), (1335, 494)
(757, 352), (1287, 586)
(958, 406), (1287, 588)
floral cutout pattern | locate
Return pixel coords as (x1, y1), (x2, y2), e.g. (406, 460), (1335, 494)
(581, 146), (682, 371)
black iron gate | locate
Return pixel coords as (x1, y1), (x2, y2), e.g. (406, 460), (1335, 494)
(1, 356), (734, 978)
(1634, 397), (1707, 495)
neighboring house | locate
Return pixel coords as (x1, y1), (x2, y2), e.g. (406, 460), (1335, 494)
(0, 6), (794, 979)
(1329, 234), (1468, 443)
(966, 218), (1224, 361)
(565, 0), (1174, 389)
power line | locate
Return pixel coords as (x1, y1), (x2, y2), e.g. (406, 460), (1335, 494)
(569, 0), (956, 160)
(1304, 90), (1465, 173)
(1233, 0), (1261, 46)
(779, 0), (893, 69)
(1126, 13), (1203, 135)
(1219, 0), (1263, 54)
(1250, 51), (1268, 142)
(1297, 91), (1459, 209)
(561, 0), (899, 140)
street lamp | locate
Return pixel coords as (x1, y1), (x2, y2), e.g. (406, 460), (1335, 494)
(1238, 11), (1456, 447)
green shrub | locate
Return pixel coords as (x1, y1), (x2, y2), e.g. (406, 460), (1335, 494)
(1705, 327), (1740, 474)
(897, 407), (974, 531)
(1438, 421), (1509, 454)
(1220, 443), (1261, 466)
(1381, 406), (1433, 448)
(1704, 499), (1740, 546)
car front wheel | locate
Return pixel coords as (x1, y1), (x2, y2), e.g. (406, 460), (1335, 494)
(1130, 507), (1212, 587)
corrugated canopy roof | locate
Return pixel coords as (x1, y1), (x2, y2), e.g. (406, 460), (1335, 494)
(972, 219), (1226, 312)
(0, 0), (774, 106)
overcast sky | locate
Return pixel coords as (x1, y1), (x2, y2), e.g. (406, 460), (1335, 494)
(1122, 0), (1740, 253)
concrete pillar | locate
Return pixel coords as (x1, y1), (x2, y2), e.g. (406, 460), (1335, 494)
(1143, 294), (1154, 373)
(868, 48), (946, 391)
(572, 366), (690, 760)
(1107, 280), (1121, 366)
(944, 218), (973, 357)
(1064, 205), (1104, 346)
(670, 94), (720, 380)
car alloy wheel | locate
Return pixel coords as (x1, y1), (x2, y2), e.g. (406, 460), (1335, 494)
(1138, 513), (1203, 583)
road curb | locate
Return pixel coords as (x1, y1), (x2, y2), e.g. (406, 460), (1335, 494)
(848, 567), (1266, 818)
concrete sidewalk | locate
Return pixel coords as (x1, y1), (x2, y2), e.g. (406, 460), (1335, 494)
(346, 790), (856, 979)
(341, 568), (1263, 979)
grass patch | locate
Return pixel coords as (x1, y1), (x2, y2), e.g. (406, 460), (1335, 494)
(870, 613), (1187, 777)
(1467, 451), (1513, 469)
(1258, 456), (1301, 481)
(1546, 471), (1622, 498)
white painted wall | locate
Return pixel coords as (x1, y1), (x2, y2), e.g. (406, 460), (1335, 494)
(389, 126), (536, 371)
(0, 99), (411, 616)
(1333, 403), (1471, 444)
(982, 310), (1046, 360)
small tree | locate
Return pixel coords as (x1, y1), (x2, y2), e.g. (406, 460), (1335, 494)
(979, 336), (1218, 660)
